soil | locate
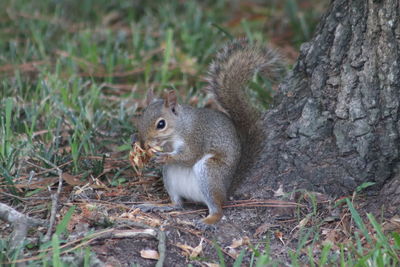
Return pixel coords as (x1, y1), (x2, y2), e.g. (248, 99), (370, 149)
(81, 179), (318, 266)
(2, 162), (397, 266)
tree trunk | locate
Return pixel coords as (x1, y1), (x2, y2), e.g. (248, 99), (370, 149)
(239, 0), (400, 201)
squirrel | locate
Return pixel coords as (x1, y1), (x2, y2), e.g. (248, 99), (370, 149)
(133, 39), (283, 226)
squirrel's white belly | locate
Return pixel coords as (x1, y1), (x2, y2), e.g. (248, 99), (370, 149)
(163, 154), (213, 204)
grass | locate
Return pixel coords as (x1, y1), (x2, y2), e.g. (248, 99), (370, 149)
(0, 0), (322, 194)
(213, 195), (400, 267)
(2, 0), (399, 266)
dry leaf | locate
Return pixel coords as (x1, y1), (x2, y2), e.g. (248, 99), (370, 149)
(382, 215), (400, 232)
(321, 228), (339, 248)
(204, 263), (220, 267)
(226, 237), (250, 259)
(227, 237), (250, 249)
(254, 223), (278, 237)
(275, 231), (285, 245)
(176, 239), (204, 258)
(176, 242), (193, 257)
(390, 215), (400, 224)
(15, 177), (57, 189)
(273, 184), (285, 197)
(140, 249), (159, 260)
(227, 247), (239, 258)
(298, 216), (310, 228)
(129, 142), (162, 175)
(190, 238), (204, 258)
(63, 173), (86, 186)
(290, 215), (311, 236)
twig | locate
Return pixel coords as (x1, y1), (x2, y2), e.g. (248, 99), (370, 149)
(115, 219), (167, 267)
(0, 159), (73, 183)
(156, 230), (166, 267)
(0, 202), (46, 250)
(9, 228), (114, 264)
(0, 191), (52, 201)
(0, 191), (28, 202)
(35, 155), (64, 243)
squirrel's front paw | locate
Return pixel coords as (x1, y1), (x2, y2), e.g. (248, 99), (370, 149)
(152, 152), (172, 164)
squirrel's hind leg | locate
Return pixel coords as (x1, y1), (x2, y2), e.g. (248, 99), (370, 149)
(193, 154), (229, 225)
(201, 191), (224, 224)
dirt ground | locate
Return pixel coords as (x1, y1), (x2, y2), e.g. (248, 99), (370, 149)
(90, 189), (297, 266)
(1, 156), (397, 266)
(63, 175), (330, 266)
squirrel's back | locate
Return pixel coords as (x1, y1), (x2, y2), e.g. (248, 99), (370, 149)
(176, 104), (240, 161)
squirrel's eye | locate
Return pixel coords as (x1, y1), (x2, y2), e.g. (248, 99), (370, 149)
(156, 119), (166, 130)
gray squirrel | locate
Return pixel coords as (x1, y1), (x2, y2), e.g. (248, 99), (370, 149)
(133, 39), (283, 226)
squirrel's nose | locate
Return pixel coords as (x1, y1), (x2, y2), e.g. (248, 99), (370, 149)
(130, 134), (138, 145)
(131, 134), (147, 149)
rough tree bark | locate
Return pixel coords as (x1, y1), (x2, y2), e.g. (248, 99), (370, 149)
(238, 0), (400, 208)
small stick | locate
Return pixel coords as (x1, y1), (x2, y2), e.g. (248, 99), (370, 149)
(0, 202), (46, 250)
(36, 155), (64, 243)
(115, 219), (167, 267)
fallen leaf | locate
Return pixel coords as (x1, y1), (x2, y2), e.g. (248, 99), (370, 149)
(15, 177), (57, 189)
(227, 237), (250, 249)
(254, 223), (278, 237)
(63, 173), (86, 186)
(227, 247), (239, 258)
(321, 228), (339, 250)
(129, 142), (162, 175)
(176, 238), (204, 259)
(274, 184), (285, 197)
(140, 249), (159, 260)
(298, 216), (310, 228)
(382, 215), (400, 232)
(176, 242), (192, 257)
(275, 231), (285, 245)
(190, 238), (204, 258)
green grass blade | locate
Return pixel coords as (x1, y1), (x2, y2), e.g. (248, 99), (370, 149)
(55, 206), (76, 236)
(319, 242), (332, 266)
(161, 28), (173, 86)
(354, 231), (363, 255)
(367, 213), (400, 261)
(52, 234), (62, 267)
(84, 246), (91, 267)
(210, 23), (233, 39)
(307, 246), (316, 267)
(393, 232), (400, 249)
(288, 250), (300, 267)
(356, 182), (376, 193)
(339, 244), (346, 267)
(233, 249), (246, 267)
(346, 198), (373, 244)
(5, 98), (12, 141)
(213, 242), (226, 267)
(255, 241), (271, 267)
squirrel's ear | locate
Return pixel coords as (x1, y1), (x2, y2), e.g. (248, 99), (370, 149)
(164, 90), (177, 113)
(145, 87), (155, 106)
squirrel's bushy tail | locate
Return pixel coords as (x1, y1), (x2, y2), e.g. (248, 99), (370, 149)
(207, 39), (284, 135)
